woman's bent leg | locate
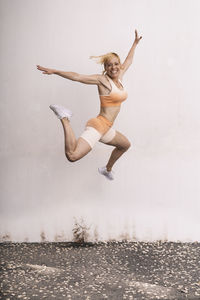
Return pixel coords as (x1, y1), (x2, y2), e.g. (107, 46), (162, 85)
(102, 131), (131, 171)
(61, 118), (92, 162)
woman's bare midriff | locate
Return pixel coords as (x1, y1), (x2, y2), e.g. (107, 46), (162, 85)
(99, 106), (121, 123)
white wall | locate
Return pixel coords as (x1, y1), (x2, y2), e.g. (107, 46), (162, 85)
(1, 0), (200, 242)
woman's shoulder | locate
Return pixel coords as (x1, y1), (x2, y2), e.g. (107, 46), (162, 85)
(119, 69), (124, 81)
(97, 74), (110, 86)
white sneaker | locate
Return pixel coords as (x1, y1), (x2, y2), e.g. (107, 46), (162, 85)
(49, 104), (73, 120)
(98, 166), (114, 181)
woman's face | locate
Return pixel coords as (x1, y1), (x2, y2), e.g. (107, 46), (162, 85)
(105, 57), (121, 79)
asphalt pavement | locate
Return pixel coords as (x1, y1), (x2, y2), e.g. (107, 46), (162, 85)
(1, 241), (200, 300)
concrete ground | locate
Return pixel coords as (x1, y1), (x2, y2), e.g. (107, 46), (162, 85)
(0, 241), (200, 300)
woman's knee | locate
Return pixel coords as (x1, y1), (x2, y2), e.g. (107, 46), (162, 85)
(126, 140), (131, 150)
(65, 151), (79, 162)
(65, 144), (91, 162)
(118, 140), (131, 152)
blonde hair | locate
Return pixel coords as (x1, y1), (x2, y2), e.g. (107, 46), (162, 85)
(90, 52), (121, 74)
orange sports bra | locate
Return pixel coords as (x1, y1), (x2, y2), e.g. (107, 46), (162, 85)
(99, 76), (128, 107)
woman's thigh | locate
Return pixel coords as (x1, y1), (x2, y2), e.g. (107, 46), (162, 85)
(104, 131), (131, 150)
(68, 137), (92, 161)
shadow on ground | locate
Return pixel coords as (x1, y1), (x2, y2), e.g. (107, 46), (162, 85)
(0, 241), (200, 299)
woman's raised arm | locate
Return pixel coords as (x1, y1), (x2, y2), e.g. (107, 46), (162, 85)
(120, 30), (142, 75)
(36, 65), (101, 85)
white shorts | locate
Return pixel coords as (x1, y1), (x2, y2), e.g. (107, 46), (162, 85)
(80, 126), (116, 148)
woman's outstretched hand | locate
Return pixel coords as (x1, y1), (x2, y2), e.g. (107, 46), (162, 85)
(37, 65), (55, 75)
(134, 30), (142, 45)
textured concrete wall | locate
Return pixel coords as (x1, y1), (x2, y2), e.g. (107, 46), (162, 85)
(1, 0), (200, 242)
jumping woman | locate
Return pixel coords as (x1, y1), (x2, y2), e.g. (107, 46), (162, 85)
(37, 30), (142, 180)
